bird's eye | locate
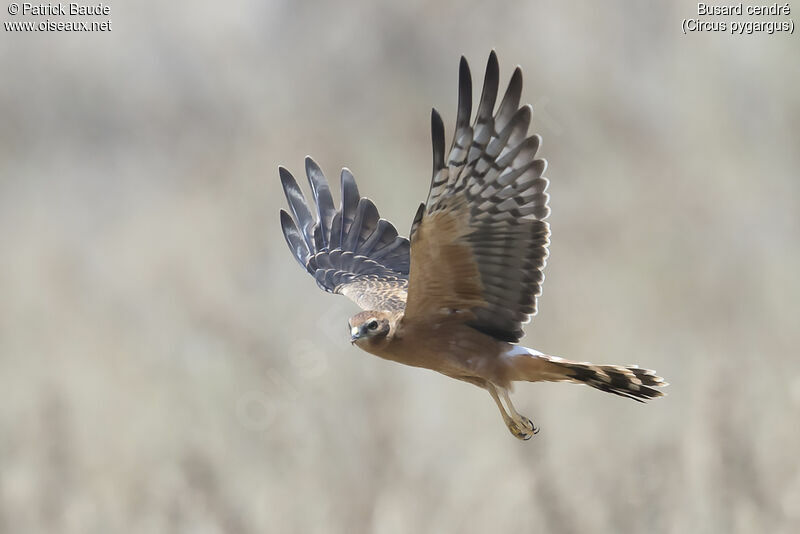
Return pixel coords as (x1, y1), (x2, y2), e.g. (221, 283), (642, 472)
(367, 320), (379, 330)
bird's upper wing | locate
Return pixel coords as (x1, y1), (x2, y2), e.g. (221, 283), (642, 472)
(404, 52), (551, 342)
(279, 157), (410, 312)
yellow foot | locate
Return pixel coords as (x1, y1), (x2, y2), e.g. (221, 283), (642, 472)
(506, 415), (538, 440)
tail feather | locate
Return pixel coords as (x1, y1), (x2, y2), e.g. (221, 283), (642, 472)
(505, 346), (667, 402)
(561, 361), (666, 402)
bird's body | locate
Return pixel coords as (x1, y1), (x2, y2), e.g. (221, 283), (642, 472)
(352, 311), (513, 386)
(279, 52), (666, 440)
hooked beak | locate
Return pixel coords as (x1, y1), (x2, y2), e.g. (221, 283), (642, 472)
(350, 326), (360, 344)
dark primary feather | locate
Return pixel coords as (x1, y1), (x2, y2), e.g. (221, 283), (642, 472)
(279, 157), (410, 312)
(416, 51), (552, 342)
(279, 167), (315, 253)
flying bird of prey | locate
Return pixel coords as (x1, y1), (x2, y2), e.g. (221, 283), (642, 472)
(279, 52), (666, 440)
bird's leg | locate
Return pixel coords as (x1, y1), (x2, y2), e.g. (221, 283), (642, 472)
(487, 384), (515, 428)
(500, 386), (538, 437)
(487, 384), (537, 440)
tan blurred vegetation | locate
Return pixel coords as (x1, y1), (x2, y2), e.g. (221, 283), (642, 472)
(1, 1), (799, 532)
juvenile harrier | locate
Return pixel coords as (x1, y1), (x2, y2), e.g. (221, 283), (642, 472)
(279, 52), (666, 440)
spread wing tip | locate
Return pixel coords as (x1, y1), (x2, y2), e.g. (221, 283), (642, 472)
(456, 57), (472, 131)
(280, 209), (310, 269)
(431, 108), (445, 172)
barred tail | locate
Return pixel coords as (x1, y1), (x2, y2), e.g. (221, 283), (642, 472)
(559, 361), (667, 402)
(505, 346), (668, 402)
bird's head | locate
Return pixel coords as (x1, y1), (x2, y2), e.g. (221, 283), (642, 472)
(348, 311), (393, 346)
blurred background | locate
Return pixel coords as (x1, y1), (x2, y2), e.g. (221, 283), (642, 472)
(1, 1), (799, 532)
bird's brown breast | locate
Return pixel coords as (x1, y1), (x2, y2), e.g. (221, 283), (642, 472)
(355, 318), (513, 386)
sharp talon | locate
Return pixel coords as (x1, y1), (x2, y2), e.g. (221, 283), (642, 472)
(490, 385), (538, 441)
(507, 415), (537, 440)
